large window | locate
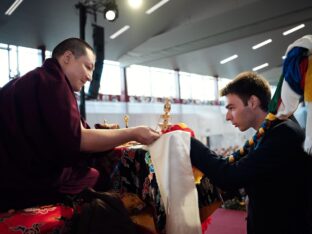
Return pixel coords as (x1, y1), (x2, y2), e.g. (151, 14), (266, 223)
(0, 44), (9, 87)
(126, 65), (151, 96)
(150, 67), (177, 98)
(18, 46), (42, 76)
(0, 42), (233, 105)
(126, 65), (178, 98)
(218, 77), (231, 92)
(180, 72), (216, 101)
(270, 85), (277, 98)
(0, 43), (43, 87)
(85, 60), (122, 95)
(9, 45), (18, 79)
(100, 60), (121, 95)
(45, 50), (52, 59)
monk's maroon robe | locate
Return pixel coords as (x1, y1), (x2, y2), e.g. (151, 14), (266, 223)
(0, 58), (82, 211)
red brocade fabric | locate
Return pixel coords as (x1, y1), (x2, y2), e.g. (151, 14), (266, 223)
(0, 204), (74, 233)
(161, 123), (195, 137)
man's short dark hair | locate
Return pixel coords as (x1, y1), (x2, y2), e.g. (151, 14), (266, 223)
(52, 38), (94, 59)
(220, 71), (271, 112)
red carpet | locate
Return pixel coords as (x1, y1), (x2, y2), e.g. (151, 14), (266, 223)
(204, 208), (247, 234)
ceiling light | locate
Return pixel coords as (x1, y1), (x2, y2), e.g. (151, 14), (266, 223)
(128, 0), (142, 9)
(5, 0), (23, 15)
(252, 39), (272, 50)
(104, 1), (118, 22)
(252, 63), (269, 71)
(220, 54), (238, 64)
(146, 0), (170, 15)
(283, 24), (305, 36)
(110, 25), (130, 39)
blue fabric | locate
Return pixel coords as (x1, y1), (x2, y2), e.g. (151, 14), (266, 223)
(282, 47), (308, 95)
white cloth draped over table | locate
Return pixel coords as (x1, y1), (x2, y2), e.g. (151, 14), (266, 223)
(146, 131), (202, 234)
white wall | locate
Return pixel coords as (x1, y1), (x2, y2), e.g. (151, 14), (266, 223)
(85, 101), (254, 150)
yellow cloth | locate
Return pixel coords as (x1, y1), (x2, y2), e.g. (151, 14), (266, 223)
(193, 167), (204, 184)
(304, 57), (312, 102)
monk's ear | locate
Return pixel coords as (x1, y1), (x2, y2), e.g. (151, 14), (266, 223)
(62, 50), (73, 64)
(248, 95), (261, 109)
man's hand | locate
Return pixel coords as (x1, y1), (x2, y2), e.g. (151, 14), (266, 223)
(80, 124), (160, 152)
(132, 126), (160, 145)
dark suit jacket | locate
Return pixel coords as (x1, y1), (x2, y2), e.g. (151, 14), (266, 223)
(190, 119), (311, 234)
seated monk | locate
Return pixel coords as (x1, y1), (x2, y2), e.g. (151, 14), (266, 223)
(0, 37), (160, 212)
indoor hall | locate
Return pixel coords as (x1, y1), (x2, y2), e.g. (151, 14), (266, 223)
(0, 0), (311, 233)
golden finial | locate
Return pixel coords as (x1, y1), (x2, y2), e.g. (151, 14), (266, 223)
(159, 98), (172, 131)
(124, 115), (129, 128)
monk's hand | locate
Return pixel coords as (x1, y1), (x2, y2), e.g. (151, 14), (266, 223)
(133, 126), (160, 145)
